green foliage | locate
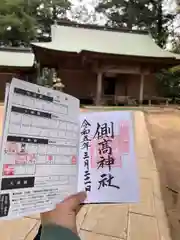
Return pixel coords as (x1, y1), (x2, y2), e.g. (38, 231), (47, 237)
(176, 0), (180, 12)
(156, 69), (180, 98)
(95, 0), (176, 47)
(35, 0), (71, 41)
(96, 0), (152, 28)
(0, 0), (71, 46)
(0, 0), (37, 46)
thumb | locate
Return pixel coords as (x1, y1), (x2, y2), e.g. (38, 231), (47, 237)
(63, 191), (87, 210)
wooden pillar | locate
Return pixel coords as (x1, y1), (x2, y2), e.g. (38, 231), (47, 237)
(139, 73), (144, 105)
(96, 72), (103, 105)
(36, 62), (41, 85)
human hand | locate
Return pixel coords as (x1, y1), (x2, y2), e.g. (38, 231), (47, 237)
(40, 192), (87, 234)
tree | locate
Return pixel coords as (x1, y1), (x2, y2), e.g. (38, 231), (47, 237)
(0, 0), (71, 46)
(176, 0), (180, 11)
(156, 69), (180, 99)
(35, 0), (71, 41)
(95, 0), (176, 48)
(0, 0), (37, 46)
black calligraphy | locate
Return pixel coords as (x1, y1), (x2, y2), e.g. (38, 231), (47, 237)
(93, 122), (114, 139)
(98, 173), (120, 190)
(97, 138), (114, 171)
(81, 119), (92, 192)
(94, 121), (120, 190)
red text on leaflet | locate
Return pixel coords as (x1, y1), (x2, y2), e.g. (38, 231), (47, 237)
(15, 153), (36, 164)
(3, 164), (14, 176)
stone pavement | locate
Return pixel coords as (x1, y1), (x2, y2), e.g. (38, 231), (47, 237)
(0, 110), (172, 240)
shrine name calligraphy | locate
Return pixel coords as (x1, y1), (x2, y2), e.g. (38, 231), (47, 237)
(94, 121), (120, 190)
(98, 173), (120, 190)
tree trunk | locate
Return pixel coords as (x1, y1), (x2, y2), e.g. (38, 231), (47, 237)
(127, 0), (133, 29)
(52, 5), (58, 22)
(157, 0), (163, 48)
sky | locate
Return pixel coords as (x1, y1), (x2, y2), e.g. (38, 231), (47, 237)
(70, 0), (98, 9)
(165, 0), (177, 12)
(68, 0), (106, 24)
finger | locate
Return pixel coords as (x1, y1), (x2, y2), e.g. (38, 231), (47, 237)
(75, 203), (84, 214)
(64, 191), (87, 210)
(63, 194), (76, 202)
(63, 191), (87, 203)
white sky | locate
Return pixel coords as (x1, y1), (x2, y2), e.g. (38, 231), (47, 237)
(70, 0), (98, 8)
(68, 0), (106, 24)
(165, 0), (177, 12)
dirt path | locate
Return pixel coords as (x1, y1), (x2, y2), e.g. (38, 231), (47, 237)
(146, 111), (180, 240)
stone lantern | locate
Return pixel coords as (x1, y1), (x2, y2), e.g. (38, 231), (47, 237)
(52, 71), (65, 92)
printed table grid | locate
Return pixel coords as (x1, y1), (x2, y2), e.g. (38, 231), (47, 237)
(0, 79), (79, 219)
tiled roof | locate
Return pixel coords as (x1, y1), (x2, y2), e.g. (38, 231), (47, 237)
(0, 47), (34, 67)
(32, 24), (177, 60)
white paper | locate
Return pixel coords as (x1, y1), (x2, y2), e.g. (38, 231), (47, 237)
(0, 78), (80, 219)
(78, 111), (139, 203)
(0, 83), (10, 150)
